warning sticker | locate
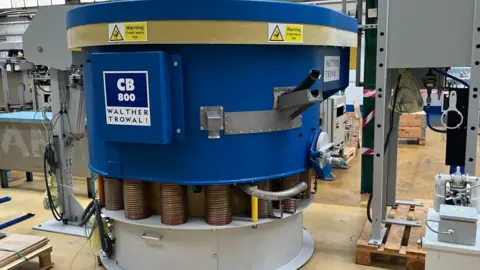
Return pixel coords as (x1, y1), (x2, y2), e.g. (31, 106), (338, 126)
(103, 71), (151, 126)
(324, 56), (341, 82)
(268, 23), (303, 43)
(108, 22), (148, 42)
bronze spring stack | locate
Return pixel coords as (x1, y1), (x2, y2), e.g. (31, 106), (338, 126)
(124, 180), (151, 220)
(282, 175), (300, 213)
(258, 181), (272, 218)
(161, 184), (188, 225)
(205, 185), (232, 225)
(300, 170), (312, 200)
(104, 178), (124, 210)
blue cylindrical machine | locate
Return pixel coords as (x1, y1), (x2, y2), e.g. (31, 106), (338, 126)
(67, 1), (356, 269)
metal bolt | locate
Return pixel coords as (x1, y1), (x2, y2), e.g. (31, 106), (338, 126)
(173, 61), (179, 67)
(213, 254), (217, 259)
(268, 129), (271, 132)
(220, 126), (224, 129)
(200, 107), (204, 111)
(259, 129), (263, 132)
(176, 129), (181, 134)
(249, 130), (253, 133)
(220, 106), (223, 110)
(201, 126), (204, 130)
(37, 46), (43, 53)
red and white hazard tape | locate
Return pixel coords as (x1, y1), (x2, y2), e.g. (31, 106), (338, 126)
(362, 109), (375, 128)
(362, 148), (374, 155)
(363, 89), (376, 98)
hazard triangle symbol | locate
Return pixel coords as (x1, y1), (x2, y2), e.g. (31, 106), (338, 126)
(110, 25), (124, 41)
(269, 25), (284, 41)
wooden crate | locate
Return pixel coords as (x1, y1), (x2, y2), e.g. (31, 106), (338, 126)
(356, 204), (428, 270)
(344, 147), (356, 164)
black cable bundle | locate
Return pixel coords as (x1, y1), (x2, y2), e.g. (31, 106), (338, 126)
(43, 142), (65, 223)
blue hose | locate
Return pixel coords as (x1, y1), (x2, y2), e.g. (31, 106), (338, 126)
(426, 108), (446, 134)
(432, 68), (469, 88)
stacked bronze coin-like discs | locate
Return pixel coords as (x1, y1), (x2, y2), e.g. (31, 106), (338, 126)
(258, 180), (272, 218)
(161, 184), (188, 225)
(104, 178), (124, 210)
(300, 170), (312, 200)
(205, 185), (232, 225)
(123, 180), (151, 220)
(282, 175), (300, 213)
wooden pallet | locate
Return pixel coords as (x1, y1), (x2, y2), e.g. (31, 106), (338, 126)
(356, 204), (428, 270)
(344, 147), (356, 164)
(0, 245), (53, 270)
(0, 234), (52, 270)
(399, 138), (426, 146)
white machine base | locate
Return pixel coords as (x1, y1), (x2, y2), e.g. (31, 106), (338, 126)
(423, 208), (480, 270)
(33, 219), (92, 238)
(100, 212), (314, 270)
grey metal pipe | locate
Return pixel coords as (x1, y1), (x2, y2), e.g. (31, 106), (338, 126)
(239, 182), (308, 201)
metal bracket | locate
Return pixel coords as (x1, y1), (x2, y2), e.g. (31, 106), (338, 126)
(368, 227), (386, 246)
(200, 106), (224, 139)
(383, 218), (422, 227)
(359, 24), (378, 30)
(395, 200), (424, 207)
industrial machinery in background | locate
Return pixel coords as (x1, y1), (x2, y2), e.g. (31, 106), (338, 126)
(319, 94), (349, 180)
(22, 0), (356, 269)
(368, 1), (480, 269)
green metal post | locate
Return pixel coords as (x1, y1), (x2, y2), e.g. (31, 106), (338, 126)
(361, 0), (378, 194)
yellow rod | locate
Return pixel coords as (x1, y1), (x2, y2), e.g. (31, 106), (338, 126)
(251, 186), (258, 223)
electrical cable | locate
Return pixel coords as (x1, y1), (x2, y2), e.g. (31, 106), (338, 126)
(43, 142), (64, 222)
(426, 107), (446, 134)
(383, 74), (403, 152)
(367, 193), (373, 223)
(432, 68), (469, 88)
(426, 220), (454, 235)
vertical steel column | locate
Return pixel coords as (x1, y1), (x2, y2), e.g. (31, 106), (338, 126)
(369, 0), (389, 245)
(466, 0), (480, 175)
(1, 66), (9, 110)
(50, 69), (84, 222)
(361, 0), (378, 194)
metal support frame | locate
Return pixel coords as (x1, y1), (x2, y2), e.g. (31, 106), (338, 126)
(368, 0), (480, 246)
(466, 0), (480, 176)
(33, 69), (88, 237)
(0, 65), (9, 111)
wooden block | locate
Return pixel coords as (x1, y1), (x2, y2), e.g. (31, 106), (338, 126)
(406, 256), (425, 270)
(385, 205), (410, 252)
(407, 206), (428, 256)
(399, 127), (423, 139)
(400, 114), (424, 127)
(417, 138), (426, 145)
(356, 249), (372, 266)
(353, 100), (361, 119)
(0, 245), (52, 270)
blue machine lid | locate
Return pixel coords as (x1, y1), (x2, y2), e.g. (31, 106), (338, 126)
(67, 0), (357, 32)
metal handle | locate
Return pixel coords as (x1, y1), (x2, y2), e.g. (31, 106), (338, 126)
(141, 233), (162, 241)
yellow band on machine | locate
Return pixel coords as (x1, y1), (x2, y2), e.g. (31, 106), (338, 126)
(67, 20), (357, 49)
(251, 186), (259, 223)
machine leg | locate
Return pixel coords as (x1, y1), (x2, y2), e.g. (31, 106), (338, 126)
(25, 172), (33, 182)
(0, 170), (9, 188)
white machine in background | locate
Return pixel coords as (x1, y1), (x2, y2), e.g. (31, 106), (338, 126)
(320, 94), (346, 150)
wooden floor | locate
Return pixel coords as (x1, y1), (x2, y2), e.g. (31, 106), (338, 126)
(0, 130), (478, 269)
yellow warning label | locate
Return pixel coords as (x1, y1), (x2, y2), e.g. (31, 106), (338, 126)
(268, 23), (303, 43)
(269, 25), (284, 41)
(108, 22), (148, 42)
(109, 25), (124, 41)
(285, 25), (303, 43)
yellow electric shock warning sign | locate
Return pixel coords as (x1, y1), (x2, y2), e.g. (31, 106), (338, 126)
(268, 23), (303, 43)
(269, 25), (284, 41)
(110, 25), (124, 41)
(108, 22), (148, 42)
